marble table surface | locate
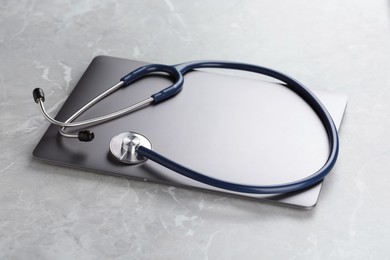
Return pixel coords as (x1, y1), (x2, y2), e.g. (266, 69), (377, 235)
(1, 0), (390, 259)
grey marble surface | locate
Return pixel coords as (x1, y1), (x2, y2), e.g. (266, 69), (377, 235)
(1, 0), (390, 259)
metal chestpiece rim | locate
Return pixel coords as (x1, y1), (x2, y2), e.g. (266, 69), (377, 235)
(109, 132), (152, 164)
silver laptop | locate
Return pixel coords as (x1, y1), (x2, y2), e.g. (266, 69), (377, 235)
(32, 56), (347, 208)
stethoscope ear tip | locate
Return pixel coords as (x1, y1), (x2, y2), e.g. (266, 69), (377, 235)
(78, 130), (94, 142)
(33, 88), (45, 103)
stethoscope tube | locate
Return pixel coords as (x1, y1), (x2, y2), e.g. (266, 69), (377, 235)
(33, 60), (339, 194)
(137, 61), (339, 194)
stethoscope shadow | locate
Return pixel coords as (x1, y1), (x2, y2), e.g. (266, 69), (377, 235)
(105, 150), (175, 183)
(56, 134), (88, 164)
(105, 149), (321, 211)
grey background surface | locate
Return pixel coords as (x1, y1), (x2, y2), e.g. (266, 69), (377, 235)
(1, 0), (390, 259)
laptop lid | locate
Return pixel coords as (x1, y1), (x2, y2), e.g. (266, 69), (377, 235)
(33, 56), (347, 208)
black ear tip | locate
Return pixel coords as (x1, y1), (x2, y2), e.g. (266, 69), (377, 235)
(33, 88), (45, 103)
(78, 130), (94, 142)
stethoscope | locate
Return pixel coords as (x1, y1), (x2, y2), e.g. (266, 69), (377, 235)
(33, 60), (339, 194)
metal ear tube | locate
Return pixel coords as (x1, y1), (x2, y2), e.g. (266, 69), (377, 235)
(33, 88), (94, 142)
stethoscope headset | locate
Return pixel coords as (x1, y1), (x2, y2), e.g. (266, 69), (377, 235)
(33, 60), (339, 194)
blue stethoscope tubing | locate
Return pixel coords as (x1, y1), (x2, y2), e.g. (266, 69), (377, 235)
(33, 60), (339, 194)
(141, 61), (338, 194)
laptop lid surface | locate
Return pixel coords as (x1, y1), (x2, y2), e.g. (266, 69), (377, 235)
(33, 56), (347, 208)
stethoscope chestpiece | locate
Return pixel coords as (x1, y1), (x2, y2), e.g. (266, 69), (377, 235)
(109, 132), (152, 164)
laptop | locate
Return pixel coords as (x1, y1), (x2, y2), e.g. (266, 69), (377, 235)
(32, 56), (347, 208)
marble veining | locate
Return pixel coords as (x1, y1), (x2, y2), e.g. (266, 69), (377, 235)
(1, 0), (390, 259)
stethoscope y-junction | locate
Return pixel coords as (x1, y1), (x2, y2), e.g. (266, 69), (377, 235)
(33, 60), (339, 194)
